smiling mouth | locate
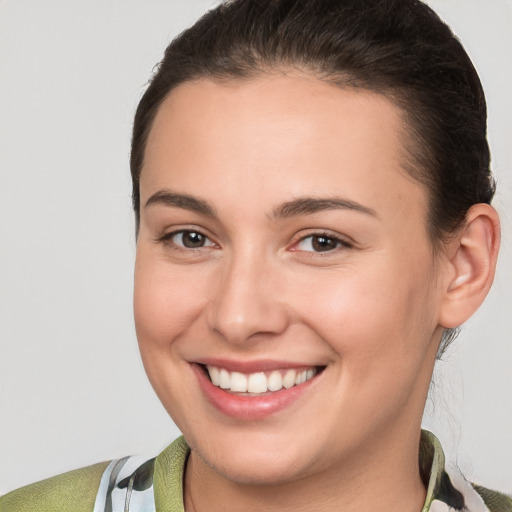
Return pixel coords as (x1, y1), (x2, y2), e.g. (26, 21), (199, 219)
(202, 365), (325, 395)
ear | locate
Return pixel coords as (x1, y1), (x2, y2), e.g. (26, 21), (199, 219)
(438, 204), (500, 329)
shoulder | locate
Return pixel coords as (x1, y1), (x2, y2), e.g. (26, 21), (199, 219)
(421, 431), (512, 512)
(432, 465), (512, 512)
(473, 484), (512, 512)
(0, 437), (189, 512)
(0, 460), (110, 512)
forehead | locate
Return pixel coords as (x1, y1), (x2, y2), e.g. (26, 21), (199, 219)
(141, 74), (427, 226)
(145, 73), (406, 169)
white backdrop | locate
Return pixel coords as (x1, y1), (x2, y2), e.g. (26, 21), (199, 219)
(1, 0), (511, 495)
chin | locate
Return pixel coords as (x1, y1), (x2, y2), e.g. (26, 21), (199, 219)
(200, 448), (313, 486)
(183, 425), (316, 486)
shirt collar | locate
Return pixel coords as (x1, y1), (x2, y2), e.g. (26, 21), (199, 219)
(153, 430), (489, 512)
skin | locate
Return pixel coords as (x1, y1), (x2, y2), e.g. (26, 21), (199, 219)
(134, 73), (499, 512)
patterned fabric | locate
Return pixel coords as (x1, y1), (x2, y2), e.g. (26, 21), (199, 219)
(0, 461), (109, 512)
(2, 430), (511, 511)
(91, 431), (511, 512)
(92, 456), (157, 512)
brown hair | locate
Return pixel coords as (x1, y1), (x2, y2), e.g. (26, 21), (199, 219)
(130, 0), (495, 354)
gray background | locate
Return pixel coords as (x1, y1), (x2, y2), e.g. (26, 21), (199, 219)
(1, 0), (511, 495)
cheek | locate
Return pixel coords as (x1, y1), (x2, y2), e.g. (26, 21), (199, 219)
(292, 255), (438, 369)
(133, 250), (214, 421)
(133, 252), (211, 352)
(301, 263), (439, 425)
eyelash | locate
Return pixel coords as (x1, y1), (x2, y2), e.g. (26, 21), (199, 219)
(158, 229), (216, 252)
(291, 231), (353, 254)
(158, 229), (353, 255)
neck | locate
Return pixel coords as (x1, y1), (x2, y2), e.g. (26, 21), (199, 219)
(184, 424), (427, 512)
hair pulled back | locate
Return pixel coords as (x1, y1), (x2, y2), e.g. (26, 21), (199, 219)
(130, 0), (495, 354)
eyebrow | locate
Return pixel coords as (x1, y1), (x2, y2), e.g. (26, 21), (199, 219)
(145, 189), (377, 220)
(270, 197), (377, 220)
(145, 190), (217, 218)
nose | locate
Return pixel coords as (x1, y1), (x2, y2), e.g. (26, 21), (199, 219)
(207, 252), (290, 345)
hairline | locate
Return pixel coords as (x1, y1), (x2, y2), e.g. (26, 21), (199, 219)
(134, 65), (443, 247)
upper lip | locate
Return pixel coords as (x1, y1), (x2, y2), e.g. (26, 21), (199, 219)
(194, 358), (323, 373)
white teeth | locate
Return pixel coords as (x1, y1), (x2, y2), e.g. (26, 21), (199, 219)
(247, 372), (267, 393)
(205, 365), (319, 394)
(209, 366), (220, 386)
(295, 370), (307, 385)
(219, 368), (230, 389)
(282, 369), (296, 389)
(230, 372), (248, 392)
(267, 370), (283, 392)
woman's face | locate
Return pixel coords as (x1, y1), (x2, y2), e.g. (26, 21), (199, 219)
(134, 74), (445, 484)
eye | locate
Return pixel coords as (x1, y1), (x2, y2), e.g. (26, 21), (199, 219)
(295, 234), (350, 253)
(167, 230), (216, 249)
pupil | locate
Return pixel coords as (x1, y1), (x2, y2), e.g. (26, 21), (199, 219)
(312, 236), (336, 252)
(183, 231), (205, 248)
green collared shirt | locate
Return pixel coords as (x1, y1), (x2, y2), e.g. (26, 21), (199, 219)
(2, 431), (511, 511)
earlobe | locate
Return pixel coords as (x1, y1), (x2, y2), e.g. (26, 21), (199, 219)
(439, 204), (500, 329)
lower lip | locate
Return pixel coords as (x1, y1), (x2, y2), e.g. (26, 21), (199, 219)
(192, 364), (319, 421)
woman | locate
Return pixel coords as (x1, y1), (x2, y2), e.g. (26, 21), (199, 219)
(1, 0), (510, 510)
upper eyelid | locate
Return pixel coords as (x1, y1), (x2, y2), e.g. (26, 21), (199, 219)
(293, 235), (351, 249)
(157, 227), (353, 249)
(292, 229), (354, 245)
(157, 228), (215, 246)
(158, 229), (218, 253)
(160, 227), (211, 239)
